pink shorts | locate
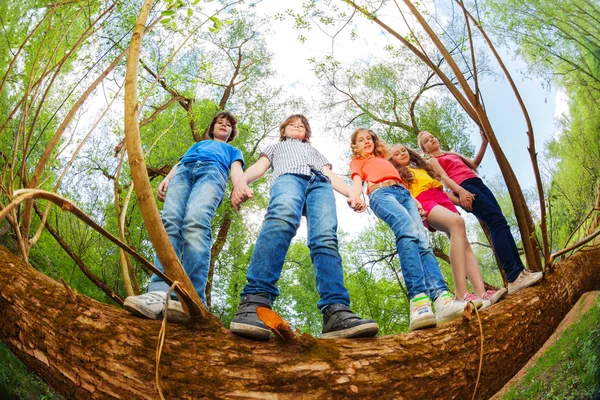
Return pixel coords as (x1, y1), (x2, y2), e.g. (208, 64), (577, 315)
(416, 188), (458, 231)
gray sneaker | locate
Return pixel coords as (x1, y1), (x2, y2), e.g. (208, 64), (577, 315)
(123, 291), (188, 323)
(508, 270), (543, 294)
(321, 304), (379, 339)
(230, 294), (272, 341)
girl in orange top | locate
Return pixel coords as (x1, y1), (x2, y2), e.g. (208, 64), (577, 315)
(389, 144), (506, 308)
(348, 128), (476, 331)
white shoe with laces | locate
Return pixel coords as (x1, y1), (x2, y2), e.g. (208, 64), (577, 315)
(408, 293), (437, 331)
(508, 270), (543, 294)
(434, 291), (481, 325)
(123, 291), (187, 323)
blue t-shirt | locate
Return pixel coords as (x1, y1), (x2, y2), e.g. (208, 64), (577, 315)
(180, 140), (244, 175)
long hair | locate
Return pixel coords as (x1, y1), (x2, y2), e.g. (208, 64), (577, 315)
(417, 131), (478, 171)
(279, 114), (311, 142)
(389, 144), (440, 189)
(350, 128), (389, 159)
(204, 111), (239, 143)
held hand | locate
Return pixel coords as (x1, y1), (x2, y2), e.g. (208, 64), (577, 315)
(231, 184), (253, 211)
(415, 199), (427, 221)
(458, 188), (475, 211)
(157, 178), (170, 202)
(348, 196), (367, 213)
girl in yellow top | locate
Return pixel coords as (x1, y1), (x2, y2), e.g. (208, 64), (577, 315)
(389, 144), (507, 308)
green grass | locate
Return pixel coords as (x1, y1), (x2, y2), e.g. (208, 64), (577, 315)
(501, 297), (600, 400)
(0, 342), (61, 400)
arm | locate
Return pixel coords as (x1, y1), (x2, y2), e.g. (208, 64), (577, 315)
(471, 130), (489, 168)
(231, 156), (271, 211)
(229, 160), (244, 186)
(428, 158), (474, 211)
(157, 162), (179, 202)
(323, 166), (366, 213)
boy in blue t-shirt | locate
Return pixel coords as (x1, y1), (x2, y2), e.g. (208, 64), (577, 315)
(124, 111), (244, 322)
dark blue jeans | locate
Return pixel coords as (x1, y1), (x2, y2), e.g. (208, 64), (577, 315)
(241, 172), (350, 310)
(460, 178), (524, 282)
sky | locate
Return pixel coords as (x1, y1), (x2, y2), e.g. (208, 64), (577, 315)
(233, 1), (568, 234)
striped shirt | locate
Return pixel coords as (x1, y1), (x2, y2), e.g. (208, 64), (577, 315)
(262, 139), (332, 186)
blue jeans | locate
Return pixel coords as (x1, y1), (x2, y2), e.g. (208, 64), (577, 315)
(460, 178), (524, 282)
(148, 161), (227, 304)
(241, 172), (350, 310)
(369, 185), (448, 300)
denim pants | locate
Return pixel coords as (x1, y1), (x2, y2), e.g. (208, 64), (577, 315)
(369, 185), (448, 300)
(460, 178), (524, 282)
(148, 161), (227, 304)
(241, 172), (351, 310)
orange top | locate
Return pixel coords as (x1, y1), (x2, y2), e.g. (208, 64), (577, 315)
(350, 156), (405, 185)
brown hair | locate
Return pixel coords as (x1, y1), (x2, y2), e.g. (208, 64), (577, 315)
(350, 128), (389, 159)
(417, 130), (478, 172)
(205, 111), (239, 143)
(389, 144), (440, 189)
(279, 114), (311, 142)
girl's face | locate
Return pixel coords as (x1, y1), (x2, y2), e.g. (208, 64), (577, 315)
(390, 145), (410, 167)
(283, 118), (306, 140)
(354, 130), (375, 156)
(419, 132), (439, 153)
(212, 117), (233, 142)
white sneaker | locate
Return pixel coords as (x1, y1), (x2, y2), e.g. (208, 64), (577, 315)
(408, 293), (437, 331)
(508, 270), (543, 294)
(123, 291), (188, 323)
(434, 291), (475, 325)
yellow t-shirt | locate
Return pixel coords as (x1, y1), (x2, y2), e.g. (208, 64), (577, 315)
(408, 167), (443, 198)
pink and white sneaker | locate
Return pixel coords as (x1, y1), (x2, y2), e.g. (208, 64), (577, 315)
(479, 288), (508, 309)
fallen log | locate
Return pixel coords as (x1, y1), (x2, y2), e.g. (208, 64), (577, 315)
(1, 245), (599, 399)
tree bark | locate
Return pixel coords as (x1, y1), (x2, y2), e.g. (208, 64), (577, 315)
(1, 245), (599, 399)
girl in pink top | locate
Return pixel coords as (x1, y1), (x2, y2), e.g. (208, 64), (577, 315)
(418, 131), (543, 295)
(348, 128), (476, 331)
(389, 144), (506, 308)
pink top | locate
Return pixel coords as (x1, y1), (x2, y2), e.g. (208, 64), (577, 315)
(435, 153), (478, 185)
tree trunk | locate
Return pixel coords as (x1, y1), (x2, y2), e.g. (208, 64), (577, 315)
(1, 246), (599, 399)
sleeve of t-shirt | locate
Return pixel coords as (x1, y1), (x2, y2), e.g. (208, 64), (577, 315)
(313, 147), (332, 170)
(261, 143), (275, 164)
(349, 159), (364, 180)
(229, 146), (245, 169)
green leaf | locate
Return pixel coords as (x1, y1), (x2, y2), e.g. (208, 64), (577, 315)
(161, 10), (176, 17)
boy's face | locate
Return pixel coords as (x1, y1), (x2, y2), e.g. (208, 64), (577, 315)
(283, 118), (306, 141)
(212, 117), (233, 142)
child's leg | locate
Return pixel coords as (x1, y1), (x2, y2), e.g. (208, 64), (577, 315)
(304, 172), (350, 309)
(241, 174), (307, 299)
(369, 187), (430, 299)
(148, 163), (194, 294)
(461, 178), (524, 282)
(398, 194), (449, 301)
(180, 164), (227, 304)
(464, 244), (486, 296)
(427, 205), (471, 298)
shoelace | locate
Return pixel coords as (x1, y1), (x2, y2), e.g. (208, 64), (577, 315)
(142, 292), (166, 305)
(481, 290), (497, 301)
(412, 299), (431, 316)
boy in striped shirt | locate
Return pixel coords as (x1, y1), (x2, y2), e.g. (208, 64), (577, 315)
(230, 114), (379, 340)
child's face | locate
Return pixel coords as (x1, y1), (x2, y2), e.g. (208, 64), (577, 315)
(419, 132), (439, 153)
(354, 130), (375, 156)
(283, 118), (306, 140)
(390, 145), (410, 167)
(212, 117), (233, 142)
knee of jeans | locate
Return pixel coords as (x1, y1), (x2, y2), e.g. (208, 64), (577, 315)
(308, 230), (338, 250)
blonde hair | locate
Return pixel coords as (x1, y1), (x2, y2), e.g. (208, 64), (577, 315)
(417, 130), (478, 172)
(350, 128), (389, 159)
